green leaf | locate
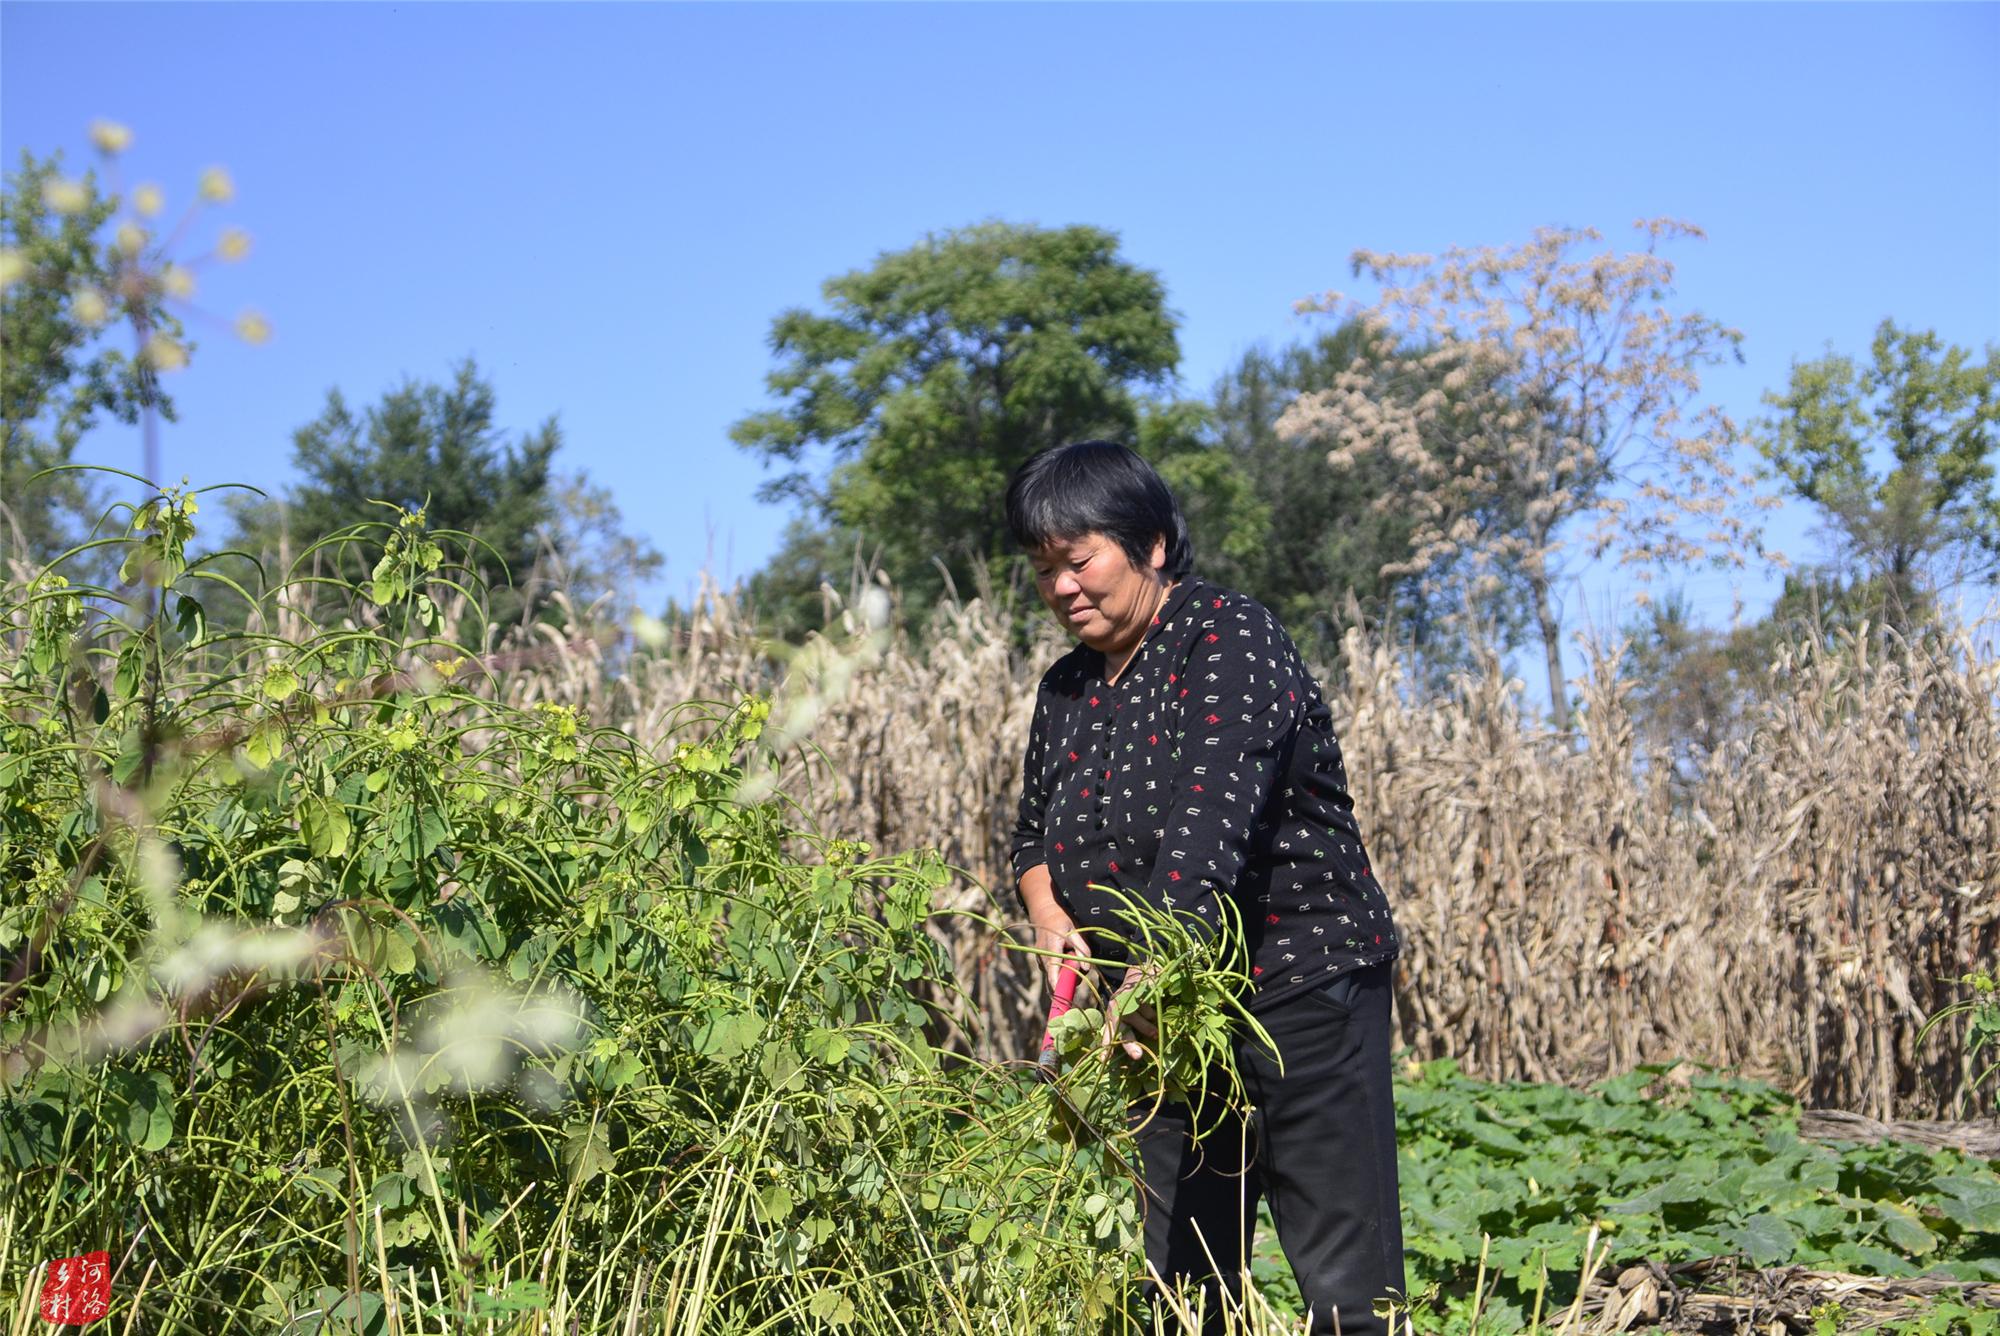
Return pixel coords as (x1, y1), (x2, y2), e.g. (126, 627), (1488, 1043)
(1605, 1174), (1708, 1215)
(1827, 1241), (1919, 1277)
(769, 1228), (810, 1272)
(692, 1011), (762, 1060)
(379, 1212), (432, 1248)
(806, 1028), (852, 1065)
(1723, 1213), (1800, 1266)
(562, 1122), (615, 1185)
(434, 900), (502, 961)
(303, 797), (352, 859)
(758, 1041), (805, 1092)
(173, 593), (206, 646)
(244, 721), (282, 770)
(114, 639), (146, 700)
(262, 664), (300, 702)
(379, 926), (418, 976)
(415, 807), (451, 857)
(1463, 1118), (1531, 1157)
(0, 1099), (66, 1169)
(110, 736), (147, 785)
(756, 1182), (794, 1224)
(1874, 1201), (1937, 1255)
(1936, 1175), (2000, 1232)
(310, 1287), (387, 1336)
(806, 1290), (854, 1325)
(367, 1171), (415, 1211)
(602, 1051), (642, 1090)
(108, 1069), (174, 1152)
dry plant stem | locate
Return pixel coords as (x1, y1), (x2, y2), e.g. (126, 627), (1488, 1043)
(118, 1259), (157, 1336)
(1564, 1226), (1608, 1332)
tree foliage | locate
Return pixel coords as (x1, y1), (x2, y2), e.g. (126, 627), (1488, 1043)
(225, 359), (565, 625)
(1278, 220), (1769, 729)
(1756, 319), (1999, 635)
(1200, 322), (1530, 670)
(731, 222), (1181, 621)
(1, 149), (186, 570)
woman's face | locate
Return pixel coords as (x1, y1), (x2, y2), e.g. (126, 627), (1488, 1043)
(1028, 531), (1168, 655)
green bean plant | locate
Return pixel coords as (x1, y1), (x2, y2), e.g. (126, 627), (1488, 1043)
(0, 485), (1224, 1334)
(1043, 887), (1277, 1142)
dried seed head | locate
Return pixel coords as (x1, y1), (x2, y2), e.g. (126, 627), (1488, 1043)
(144, 331), (189, 371)
(90, 119), (134, 154)
(198, 165), (235, 203)
(72, 287), (111, 326)
(42, 177), (89, 214)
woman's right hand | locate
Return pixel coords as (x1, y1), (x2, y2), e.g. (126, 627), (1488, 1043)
(1019, 864), (1090, 994)
(1028, 897), (1091, 993)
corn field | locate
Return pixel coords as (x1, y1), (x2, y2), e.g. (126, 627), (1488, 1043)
(473, 572), (2000, 1124)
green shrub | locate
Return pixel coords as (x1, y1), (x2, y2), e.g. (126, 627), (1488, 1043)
(0, 492), (1160, 1333)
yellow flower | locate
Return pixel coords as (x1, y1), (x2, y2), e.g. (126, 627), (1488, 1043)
(42, 178), (88, 214)
(143, 332), (189, 371)
(131, 183), (164, 218)
(0, 248), (25, 291)
(115, 221), (148, 255)
(198, 166), (234, 203)
(72, 287), (111, 326)
(235, 310), (272, 345)
(161, 264), (196, 300)
(90, 120), (134, 154)
(216, 227), (252, 262)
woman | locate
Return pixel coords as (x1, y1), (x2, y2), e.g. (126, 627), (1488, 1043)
(1006, 441), (1406, 1336)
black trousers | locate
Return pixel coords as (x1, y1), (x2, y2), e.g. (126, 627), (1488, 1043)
(1131, 962), (1406, 1336)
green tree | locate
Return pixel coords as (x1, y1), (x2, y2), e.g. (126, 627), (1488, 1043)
(1615, 588), (1764, 775)
(1200, 323), (1530, 670)
(1757, 319), (2000, 636)
(1, 149), (186, 571)
(730, 222), (1181, 626)
(226, 359), (561, 627)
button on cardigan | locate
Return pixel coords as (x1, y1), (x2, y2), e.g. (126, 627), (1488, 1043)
(1010, 576), (1400, 1014)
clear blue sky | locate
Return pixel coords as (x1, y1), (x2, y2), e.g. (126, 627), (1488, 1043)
(6, 2), (1997, 672)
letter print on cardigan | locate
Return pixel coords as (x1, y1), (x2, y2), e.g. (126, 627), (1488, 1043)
(1008, 577), (1401, 1011)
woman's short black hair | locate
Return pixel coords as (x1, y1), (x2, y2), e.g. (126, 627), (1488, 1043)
(1004, 440), (1195, 581)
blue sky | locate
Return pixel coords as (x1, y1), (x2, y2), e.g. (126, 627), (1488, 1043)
(5, 2), (1997, 672)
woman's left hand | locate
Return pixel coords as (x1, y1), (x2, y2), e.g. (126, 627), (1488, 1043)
(1103, 959), (1160, 1060)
